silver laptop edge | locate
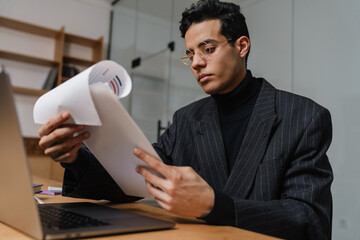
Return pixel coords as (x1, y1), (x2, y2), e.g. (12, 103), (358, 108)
(0, 71), (174, 240)
(0, 71), (44, 239)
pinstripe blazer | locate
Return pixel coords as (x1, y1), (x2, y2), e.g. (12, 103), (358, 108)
(62, 78), (333, 240)
(153, 78), (333, 239)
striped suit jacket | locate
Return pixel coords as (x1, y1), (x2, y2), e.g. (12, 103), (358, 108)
(62, 78), (333, 240)
(153, 79), (333, 239)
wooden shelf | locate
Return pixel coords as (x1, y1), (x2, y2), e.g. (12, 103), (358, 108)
(0, 50), (60, 67)
(0, 16), (103, 96)
(63, 55), (96, 66)
(65, 33), (102, 47)
(64, 33), (103, 63)
(0, 16), (60, 38)
(13, 86), (48, 97)
(61, 76), (70, 83)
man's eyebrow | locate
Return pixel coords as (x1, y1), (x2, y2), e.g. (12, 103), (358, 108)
(197, 38), (217, 47)
(186, 38), (217, 51)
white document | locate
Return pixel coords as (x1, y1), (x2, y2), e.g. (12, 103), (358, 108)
(33, 60), (159, 198)
(33, 60), (131, 125)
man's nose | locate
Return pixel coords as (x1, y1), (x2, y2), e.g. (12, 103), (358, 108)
(191, 53), (206, 70)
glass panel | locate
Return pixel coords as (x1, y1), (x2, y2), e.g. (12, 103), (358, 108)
(110, 0), (207, 141)
(135, 0), (173, 57)
(111, 0), (173, 142)
(131, 50), (170, 143)
(111, 0), (137, 110)
(168, 0), (207, 119)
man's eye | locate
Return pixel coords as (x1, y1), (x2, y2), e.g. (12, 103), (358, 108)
(203, 46), (216, 54)
(186, 50), (194, 58)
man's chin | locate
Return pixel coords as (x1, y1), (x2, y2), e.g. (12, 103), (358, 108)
(200, 83), (219, 95)
(202, 87), (217, 95)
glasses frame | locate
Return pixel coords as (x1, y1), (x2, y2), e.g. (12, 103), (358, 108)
(180, 38), (232, 66)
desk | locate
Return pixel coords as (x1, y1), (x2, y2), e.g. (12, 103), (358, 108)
(0, 176), (279, 240)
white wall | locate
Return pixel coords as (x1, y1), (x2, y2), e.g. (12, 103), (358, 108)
(245, 0), (293, 91)
(293, 1), (360, 239)
(242, 0), (360, 239)
(0, 0), (112, 137)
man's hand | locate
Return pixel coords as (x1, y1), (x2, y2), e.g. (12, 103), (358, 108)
(38, 112), (90, 164)
(134, 148), (215, 218)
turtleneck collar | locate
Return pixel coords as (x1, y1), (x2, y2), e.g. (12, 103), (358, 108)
(211, 70), (260, 113)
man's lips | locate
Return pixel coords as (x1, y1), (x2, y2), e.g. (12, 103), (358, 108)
(198, 74), (212, 83)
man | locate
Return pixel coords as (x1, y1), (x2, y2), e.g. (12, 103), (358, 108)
(38, 0), (333, 239)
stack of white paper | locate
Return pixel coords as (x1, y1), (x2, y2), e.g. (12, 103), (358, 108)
(33, 60), (158, 198)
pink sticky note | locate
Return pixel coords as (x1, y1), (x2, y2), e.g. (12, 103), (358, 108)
(39, 190), (62, 195)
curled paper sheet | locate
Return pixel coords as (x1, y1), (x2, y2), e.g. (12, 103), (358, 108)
(33, 60), (132, 125)
(85, 83), (159, 198)
(33, 60), (158, 198)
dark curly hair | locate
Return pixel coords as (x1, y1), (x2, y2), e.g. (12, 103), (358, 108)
(179, 0), (250, 63)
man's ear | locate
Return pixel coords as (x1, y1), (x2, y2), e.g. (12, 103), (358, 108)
(235, 36), (250, 58)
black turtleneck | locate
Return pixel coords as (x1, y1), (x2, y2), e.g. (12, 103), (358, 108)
(200, 70), (262, 226)
(212, 70), (261, 172)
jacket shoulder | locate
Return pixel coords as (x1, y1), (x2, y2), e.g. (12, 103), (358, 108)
(276, 88), (328, 116)
(259, 79), (330, 128)
(174, 96), (214, 120)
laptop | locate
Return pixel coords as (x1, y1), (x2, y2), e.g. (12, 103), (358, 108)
(0, 70), (175, 239)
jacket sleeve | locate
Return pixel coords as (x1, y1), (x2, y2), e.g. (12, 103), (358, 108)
(226, 108), (333, 239)
(61, 146), (141, 203)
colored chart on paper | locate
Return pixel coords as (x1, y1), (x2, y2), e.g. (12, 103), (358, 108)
(88, 61), (131, 99)
(108, 75), (123, 96)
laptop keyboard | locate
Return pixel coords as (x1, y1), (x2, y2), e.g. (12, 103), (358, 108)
(39, 205), (111, 230)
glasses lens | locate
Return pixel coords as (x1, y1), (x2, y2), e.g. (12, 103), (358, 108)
(180, 49), (192, 65)
(180, 39), (230, 66)
(200, 42), (217, 56)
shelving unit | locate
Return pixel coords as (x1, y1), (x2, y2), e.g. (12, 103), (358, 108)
(0, 50), (60, 67)
(64, 33), (103, 64)
(13, 86), (48, 97)
(0, 16), (103, 96)
(60, 33), (103, 84)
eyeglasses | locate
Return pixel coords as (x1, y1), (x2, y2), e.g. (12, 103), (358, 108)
(180, 39), (232, 66)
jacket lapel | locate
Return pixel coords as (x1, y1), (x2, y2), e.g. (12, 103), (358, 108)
(224, 80), (277, 198)
(190, 98), (229, 191)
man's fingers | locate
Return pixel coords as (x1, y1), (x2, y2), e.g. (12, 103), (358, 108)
(136, 166), (167, 191)
(44, 131), (89, 157)
(38, 112), (71, 137)
(153, 196), (173, 213)
(39, 124), (86, 149)
(133, 148), (171, 178)
(37, 111), (88, 164)
(53, 143), (82, 164)
(144, 181), (170, 204)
